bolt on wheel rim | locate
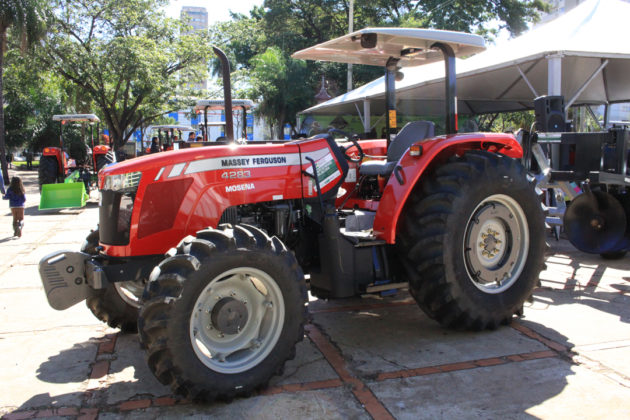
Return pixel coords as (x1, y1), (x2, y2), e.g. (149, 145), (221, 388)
(115, 280), (144, 308)
(463, 194), (529, 294)
(189, 267), (285, 374)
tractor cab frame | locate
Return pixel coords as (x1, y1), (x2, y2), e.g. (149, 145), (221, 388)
(147, 124), (194, 152)
(194, 99), (254, 142)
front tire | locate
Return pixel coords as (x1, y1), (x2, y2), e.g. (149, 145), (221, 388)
(138, 224), (307, 401)
(82, 230), (144, 333)
(398, 151), (545, 330)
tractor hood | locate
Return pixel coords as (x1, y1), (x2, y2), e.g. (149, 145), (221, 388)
(99, 142), (301, 180)
(97, 136), (348, 257)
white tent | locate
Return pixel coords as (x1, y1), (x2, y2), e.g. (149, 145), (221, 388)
(301, 0), (630, 131)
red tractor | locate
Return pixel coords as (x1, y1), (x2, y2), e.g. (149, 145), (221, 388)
(39, 29), (545, 401)
(38, 114), (114, 188)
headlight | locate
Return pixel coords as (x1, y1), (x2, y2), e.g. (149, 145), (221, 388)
(103, 172), (142, 192)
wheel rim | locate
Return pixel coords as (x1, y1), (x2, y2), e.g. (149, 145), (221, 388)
(463, 194), (529, 294)
(189, 267), (285, 374)
(114, 280), (144, 308)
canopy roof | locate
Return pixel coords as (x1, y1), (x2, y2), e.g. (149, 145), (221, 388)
(292, 27), (485, 67)
(302, 0), (630, 118)
(194, 99), (254, 112)
(150, 125), (194, 131)
(198, 121), (226, 126)
(52, 114), (100, 123)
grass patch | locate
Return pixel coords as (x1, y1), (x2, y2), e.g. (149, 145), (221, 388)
(11, 161), (39, 169)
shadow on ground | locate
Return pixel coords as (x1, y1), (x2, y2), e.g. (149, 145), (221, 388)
(26, 306), (576, 418)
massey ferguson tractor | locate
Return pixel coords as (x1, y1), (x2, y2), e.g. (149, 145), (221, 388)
(39, 28), (545, 401)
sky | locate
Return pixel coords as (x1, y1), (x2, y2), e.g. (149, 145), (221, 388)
(164, 0), (264, 23)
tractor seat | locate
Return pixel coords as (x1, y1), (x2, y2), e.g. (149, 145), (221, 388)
(359, 120), (435, 177)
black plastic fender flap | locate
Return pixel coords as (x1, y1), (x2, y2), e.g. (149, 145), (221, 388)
(39, 251), (96, 310)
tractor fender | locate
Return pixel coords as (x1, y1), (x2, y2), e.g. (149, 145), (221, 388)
(373, 132), (522, 243)
(42, 147), (67, 177)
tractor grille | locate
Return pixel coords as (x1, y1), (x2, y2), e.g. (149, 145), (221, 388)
(99, 190), (135, 245)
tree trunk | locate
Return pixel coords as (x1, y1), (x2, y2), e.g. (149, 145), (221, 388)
(277, 111), (286, 140)
(0, 30), (10, 186)
(107, 124), (124, 151)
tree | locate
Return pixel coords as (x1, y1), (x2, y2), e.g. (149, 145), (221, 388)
(39, 0), (211, 149)
(246, 47), (310, 138)
(477, 110), (535, 133)
(216, 0), (548, 135)
(3, 47), (74, 153)
(261, 1), (547, 46)
(399, 0), (549, 39)
(0, 0), (47, 184)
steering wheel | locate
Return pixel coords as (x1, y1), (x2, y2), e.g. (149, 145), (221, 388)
(328, 128), (365, 163)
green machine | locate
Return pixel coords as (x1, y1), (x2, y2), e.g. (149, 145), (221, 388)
(39, 114), (112, 210)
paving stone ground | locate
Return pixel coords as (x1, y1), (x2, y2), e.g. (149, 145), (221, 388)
(1, 169), (629, 419)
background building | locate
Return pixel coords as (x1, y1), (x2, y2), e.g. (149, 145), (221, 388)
(180, 6), (208, 90)
(181, 6), (208, 32)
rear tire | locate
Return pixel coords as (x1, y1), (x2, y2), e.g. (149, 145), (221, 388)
(82, 230), (144, 333)
(138, 224), (307, 401)
(38, 156), (59, 189)
(398, 151), (545, 330)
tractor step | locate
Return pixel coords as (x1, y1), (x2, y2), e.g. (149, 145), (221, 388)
(365, 281), (407, 294)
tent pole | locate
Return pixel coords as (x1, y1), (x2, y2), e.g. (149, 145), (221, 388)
(354, 103), (364, 129)
(497, 60), (539, 100)
(547, 54), (562, 167)
(602, 60), (611, 128)
(363, 100), (370, 134)
(585, 105), (602, 130)
(566, 59), (609, 109)
(370, 114), (385, 131)
(547, 54), (563, 96)
(517, 65), (539, 97)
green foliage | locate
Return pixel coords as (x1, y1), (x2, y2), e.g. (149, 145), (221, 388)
(0, 0), (48, 182)
(3, 48), (67, 151)
(208, 0), (547, 135)
(63, 127), (89, 165)
(477, 110), (536, 133)
(399, 0), (548, 39)
(209, 17), (266, 74)
(0, 0), (47, 45)
(245, 47), (310, 137)
(39, 0), (211, 149)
